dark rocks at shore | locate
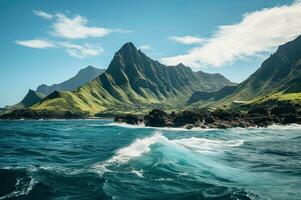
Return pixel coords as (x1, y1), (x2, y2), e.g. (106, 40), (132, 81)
(114, 114), (142, 125)
(144, 109), (172, 127)
(114, 107), (301, 129)
(0, 109), (88, 119)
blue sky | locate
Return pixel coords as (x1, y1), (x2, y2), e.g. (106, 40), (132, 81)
(1, 0), (300, 107)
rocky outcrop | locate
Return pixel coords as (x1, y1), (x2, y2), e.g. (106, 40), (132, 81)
(0, 109), (88, 119)
(114, 106), (301, 129)
(114, 114), (142, 125)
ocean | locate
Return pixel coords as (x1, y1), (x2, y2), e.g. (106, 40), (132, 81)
(0, 120), (300, 200)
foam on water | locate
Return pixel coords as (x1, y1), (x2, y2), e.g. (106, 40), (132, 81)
(267, 123), (301, 130)
(1, 120), (300, 199)
(107, 122), (301, 132)
(105, 122), (219, 132)
(106, 132), (166, 164)
(93, 131), (246, 176)
(105, 122), (146, 129)
(0, 176), (37, 200)
(173, 137), (244, 154)
(39, 165), (85, 176)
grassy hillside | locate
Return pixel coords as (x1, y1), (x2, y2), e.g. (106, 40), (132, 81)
(1, 90), (45, 114)
(187, 35), (301, 109)
(32, 42), (234, 115)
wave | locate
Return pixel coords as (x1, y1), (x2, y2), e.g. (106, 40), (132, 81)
(267, 123), (301, 130)
(104, 122), (219, 132)
(92, 131), (245, 175)
(107, 122), (301, 132)
(104, 122), (146, 129)
(1, 165), (86, 177)
(0, 175), (37, 200)
(39, 166), (85, 176)
(108, 132), (166, 164)
(173, 137), (244, 154)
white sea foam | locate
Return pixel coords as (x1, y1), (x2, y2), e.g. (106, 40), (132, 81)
(107, 132), (166, 164)
(131, 169), (144, 178)
(267, 123), (301, 130)
(0, 176), (37, 200)
(105, 122), (146, 129)
(39, 166), (85, 175)
(93, 131), (245, 175)
(105, 122), (218, 132)
(92, 132), (167, 174)
(173, 137), (244, 154)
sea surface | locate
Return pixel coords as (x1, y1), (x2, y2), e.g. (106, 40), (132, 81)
(0, 120), (301, 200)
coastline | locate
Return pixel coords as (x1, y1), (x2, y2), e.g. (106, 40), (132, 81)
(114, 108), (301, 129)
(1, 105), (300, 130)
(108, 122), (301, 131)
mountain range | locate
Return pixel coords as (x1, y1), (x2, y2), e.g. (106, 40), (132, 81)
(2, 35), (301, 118)
(31, 42), (234, 114)
(0, 66), (105, 114)
(36, 66), (105, 96)
(187, 35), (301, 108)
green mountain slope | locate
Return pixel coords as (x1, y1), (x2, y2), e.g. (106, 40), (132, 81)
(1, 89), (45, 114)
(188, 35), (301, 107)
(33, 42), (234, 114)
(36, 66), (105, 96)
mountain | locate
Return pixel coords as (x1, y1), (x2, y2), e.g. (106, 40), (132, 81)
(187, 35), (301, 106)
(187, 85), (237, 104)
(36, 66), (105, 96)
(19, 89), (45, 107)
(0, 66), (104, 115)
(196, 71), (235, 90)
(32, 42), (234, 114)
(1, 89), (45, 114)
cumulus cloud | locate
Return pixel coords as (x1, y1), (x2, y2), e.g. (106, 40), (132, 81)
(15, 39), (55, 49)
(60, 42), (104, 58)
(15, 39), (103, 58)
(51, 13), (113, 39)
(168, 36), (206, 44)
(139, 44), (152, 50)
(161, 1), (301, 68)
(33, 11), (132, 39)
(34, 10), (53, 20)
(14, 10), (132, 58)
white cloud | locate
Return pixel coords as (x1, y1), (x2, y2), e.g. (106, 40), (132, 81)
(51, 13), (112, 39)
(60, 42), (104, 58)
(33, 10), (131, 39)
(15, 39), (55, 49)
(168, 36), (206, 44)
(161, 1), (301, 68)
(34, 10), (53, 20)
(15, 39), (103, 58)
(139, 44), (152, 50)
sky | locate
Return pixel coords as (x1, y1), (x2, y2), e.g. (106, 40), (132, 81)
(1, 0), (301, 107)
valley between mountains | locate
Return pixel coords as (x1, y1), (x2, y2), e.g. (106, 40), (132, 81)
(2, 35), (301, 119)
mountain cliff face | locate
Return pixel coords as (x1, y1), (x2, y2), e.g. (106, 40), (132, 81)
(232, 35), (301, 99)
(187, 35), (301, 106)
(36, 66), (105, 96)
(20, 89), (45, 107)
(1, 89), (45, 114)
(33, 42), (233, 114)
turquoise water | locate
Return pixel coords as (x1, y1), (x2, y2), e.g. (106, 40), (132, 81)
(0, 120), (301, 200)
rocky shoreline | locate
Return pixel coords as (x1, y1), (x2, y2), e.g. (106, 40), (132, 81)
(0, 109), (88, 119)
(114, 106), (301, 129)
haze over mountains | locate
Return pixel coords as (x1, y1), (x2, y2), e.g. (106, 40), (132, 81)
(0, 66), (105, 114)
(36, 66), (105, 96)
